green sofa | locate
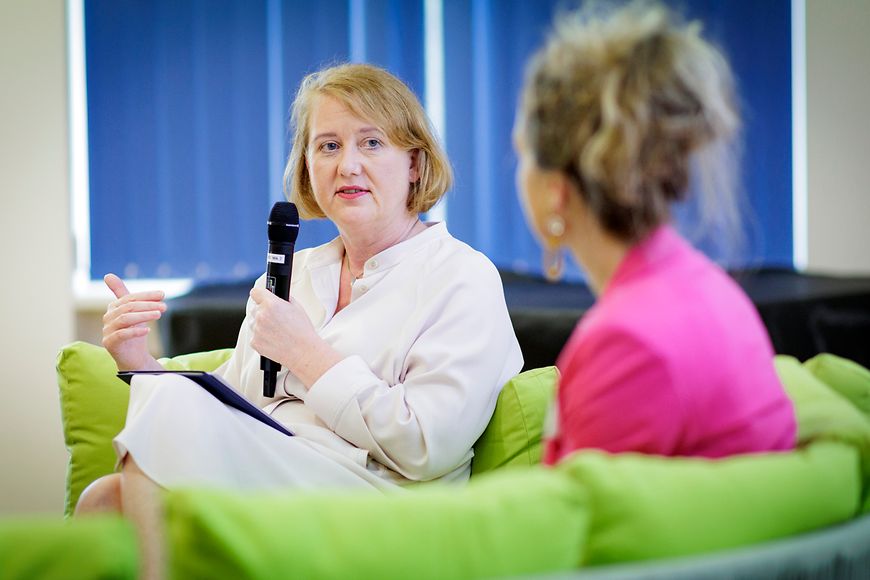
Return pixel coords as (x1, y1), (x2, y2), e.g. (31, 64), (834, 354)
(2, 343), (870, 579)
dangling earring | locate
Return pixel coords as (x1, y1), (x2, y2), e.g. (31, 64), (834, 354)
(543, 214), (566, 282)
(543, 248), (564, 282)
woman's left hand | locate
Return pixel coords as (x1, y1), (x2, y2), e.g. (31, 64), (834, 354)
(249, 288), (343, 388)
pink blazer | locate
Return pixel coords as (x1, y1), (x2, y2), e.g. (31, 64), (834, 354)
(545, 226), (796, 464)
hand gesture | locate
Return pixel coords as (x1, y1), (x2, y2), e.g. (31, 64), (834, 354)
(102, 273), (165, 371)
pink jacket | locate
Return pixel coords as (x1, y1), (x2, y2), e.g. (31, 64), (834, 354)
(545, 226), (796, 464)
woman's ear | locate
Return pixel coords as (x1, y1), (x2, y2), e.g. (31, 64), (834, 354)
(409, 149), (421, 182)
(545, 171), (572, 215)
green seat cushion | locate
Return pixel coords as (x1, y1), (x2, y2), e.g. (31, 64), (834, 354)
(557, 441), (860, 565)
(775, 355), (870, 508)
(166, 467), (588, 580)
(804, 353), (870, 418)
(472, 366), (557, 475)
(56, 341), (232, 517)
(56, 340), (555, 516)
(0, 515), (138, 579)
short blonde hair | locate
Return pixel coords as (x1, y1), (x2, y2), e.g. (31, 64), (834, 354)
(517, 1), (741, 243)
(284, 63), (453, 219)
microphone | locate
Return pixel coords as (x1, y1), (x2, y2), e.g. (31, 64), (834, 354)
(260, 201), (300, 397)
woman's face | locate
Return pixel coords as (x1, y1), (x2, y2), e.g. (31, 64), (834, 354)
(306, 95), (418, 233)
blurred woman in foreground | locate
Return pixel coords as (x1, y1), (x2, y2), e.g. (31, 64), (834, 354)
(513, 1), (795, 462)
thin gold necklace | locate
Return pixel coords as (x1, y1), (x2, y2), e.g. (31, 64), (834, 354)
(345, 218), (421, 285)
(345, 253), (362, 284)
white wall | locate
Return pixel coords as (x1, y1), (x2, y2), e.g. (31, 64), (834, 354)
(805, 1), (870, 275)
(0, 0), (72, 514)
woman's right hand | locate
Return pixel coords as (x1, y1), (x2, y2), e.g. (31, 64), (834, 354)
(102, 273), (165, 371)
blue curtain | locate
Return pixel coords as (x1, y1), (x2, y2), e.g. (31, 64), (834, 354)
(443, 0), (565, 276)
(443, 0), (793, 278)
(685, 0), (793, 268)
(85, 0), (424, 282)
(86, 0), (791, 283)
(86, 1), (270, 282)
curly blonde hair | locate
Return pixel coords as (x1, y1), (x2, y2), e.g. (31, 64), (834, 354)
(517, 1), (741, 243)
(284, 63), (453, 219)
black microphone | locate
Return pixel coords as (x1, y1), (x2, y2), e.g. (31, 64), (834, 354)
(261, 201), (300, 397)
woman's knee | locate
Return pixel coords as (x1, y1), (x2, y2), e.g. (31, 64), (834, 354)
(74, 473), (122, 516)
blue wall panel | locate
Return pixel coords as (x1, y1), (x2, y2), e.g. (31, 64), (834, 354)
(86, 0), (791, 283)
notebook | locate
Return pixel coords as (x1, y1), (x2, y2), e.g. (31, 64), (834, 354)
(117, 370), (294, 437)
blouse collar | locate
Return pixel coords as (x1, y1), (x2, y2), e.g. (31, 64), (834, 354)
(305, 221), (448, 275)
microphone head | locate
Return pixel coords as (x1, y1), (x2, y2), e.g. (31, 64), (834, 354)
(267, 202), (299, 243)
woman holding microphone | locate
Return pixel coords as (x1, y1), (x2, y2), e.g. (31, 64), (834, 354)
(79, 63), (522, 580)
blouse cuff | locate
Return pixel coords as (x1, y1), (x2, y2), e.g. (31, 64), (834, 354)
(305, 355), (373, 429)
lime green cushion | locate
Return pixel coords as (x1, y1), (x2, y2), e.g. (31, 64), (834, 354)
(472, 366), (557, 475)
(804, 353), (870, 418)
(775, 355), (870, 504)
(166, 467), (587, 580)
(56, 340), (554, 516)
(0, 515), (138, 579)
(557, 441), (860, 565)
(56, 341), (232, 517)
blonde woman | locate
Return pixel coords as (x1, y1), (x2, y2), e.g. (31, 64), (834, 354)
(81, 63), (523, 579)
(513, 2), (795, 463)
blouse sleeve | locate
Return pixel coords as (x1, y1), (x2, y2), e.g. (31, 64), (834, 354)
(211, 275), (266, 398)
(303, 256), (523, 481)
(545, 325), (685, 464)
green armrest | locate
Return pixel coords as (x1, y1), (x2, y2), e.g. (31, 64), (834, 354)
(558, 441), (860, 565)
(56, 342), (233, 518)
(804, 353), (870, 418)
(0, 515), (138, 579)
(472, 366), (557, 474)
(776, 354), (870, 509)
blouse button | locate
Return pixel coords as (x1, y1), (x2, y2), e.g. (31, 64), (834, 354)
(368, 259), (379, 269)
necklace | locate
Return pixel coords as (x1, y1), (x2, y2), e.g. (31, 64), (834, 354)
(344, 218), (422, 286)
(345, 253), (362, 285)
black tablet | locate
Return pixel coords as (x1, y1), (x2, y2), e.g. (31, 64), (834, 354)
(117, 370), (294, 437)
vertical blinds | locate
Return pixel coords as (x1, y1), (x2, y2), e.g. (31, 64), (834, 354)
(85, 0), (791, 283)
(86, 0), (424, 282)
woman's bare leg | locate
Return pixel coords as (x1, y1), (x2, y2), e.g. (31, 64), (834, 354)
(120, 457), (165, 580)
(75, 473), (122, 516)
(74, 460), (165, 579)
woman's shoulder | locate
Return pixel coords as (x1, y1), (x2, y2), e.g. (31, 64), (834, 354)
(603, 232), (754, 329)
(400, 229), (506, 307)
(427, 244), (503, 296)
(422, 226), (499, 275)
(584, 245), (775, 387)
(567, 307), (669, 369)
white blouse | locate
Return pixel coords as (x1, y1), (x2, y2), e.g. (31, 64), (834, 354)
(215, 222), (523, 484)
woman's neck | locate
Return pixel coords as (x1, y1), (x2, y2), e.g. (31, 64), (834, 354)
(566, 216), (630, 297)
(341, 215), (424, 274)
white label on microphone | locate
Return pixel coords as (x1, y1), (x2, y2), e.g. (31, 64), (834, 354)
(267, 253), (286, 264)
